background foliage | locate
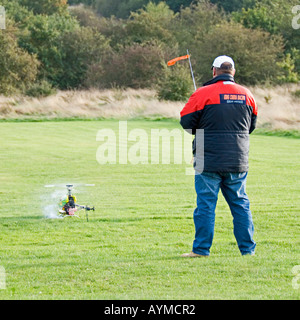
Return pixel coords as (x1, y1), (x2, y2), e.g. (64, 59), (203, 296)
(0, 0), (299, 98)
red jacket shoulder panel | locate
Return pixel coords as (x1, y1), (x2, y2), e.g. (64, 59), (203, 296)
(180, 81), (258, 117)
(180, 86), (212, 117)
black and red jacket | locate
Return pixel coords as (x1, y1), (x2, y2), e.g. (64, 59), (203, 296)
(180, 74), (258, 173)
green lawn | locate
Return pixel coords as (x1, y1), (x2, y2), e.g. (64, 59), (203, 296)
(0, 120), (299, 299)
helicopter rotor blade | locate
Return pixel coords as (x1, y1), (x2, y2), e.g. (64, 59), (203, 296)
(44, 183), (95, 188)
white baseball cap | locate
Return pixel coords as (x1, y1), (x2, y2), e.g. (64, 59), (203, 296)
(211, 55), (235, 70)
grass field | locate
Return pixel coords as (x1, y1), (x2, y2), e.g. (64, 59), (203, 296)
(0, 120), (299, 300)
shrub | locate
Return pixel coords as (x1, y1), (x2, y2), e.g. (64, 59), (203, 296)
(25, 80), (56, 97)
(175, 1), (226, 55)
(276, 53), (299, 84)
(157, 64), (194, 101)
(94, 0), (194, 18)
(232, 0), (300, 52)
(18, 0), (68, 15)
(126, 2), (178, 47)
(18, 13), (80, 87)
(291, 90), (300, 99)
(0, 21), (40, 95)
(94, 0), (148, 19)
(55, 26), (110, 89)
(193, 22), (285, 85)
(0, 0), (34, 27)
(69, 6), (129, 51)
(19, 12), (110, 89)
(86, 42), (165, 89)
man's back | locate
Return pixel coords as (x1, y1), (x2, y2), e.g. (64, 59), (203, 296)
(180, 74), (257, 172)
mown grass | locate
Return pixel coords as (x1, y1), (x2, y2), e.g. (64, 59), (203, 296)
(0, 120), (299, 300)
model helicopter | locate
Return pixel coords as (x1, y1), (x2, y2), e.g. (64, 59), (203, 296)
(45, 184), (95, 220)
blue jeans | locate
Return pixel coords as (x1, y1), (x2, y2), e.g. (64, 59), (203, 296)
(193, 172), (256, 256)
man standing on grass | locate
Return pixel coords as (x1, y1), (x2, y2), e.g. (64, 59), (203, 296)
(180, 55), (257, 257)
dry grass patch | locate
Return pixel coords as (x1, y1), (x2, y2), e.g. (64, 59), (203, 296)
(0, 85), (299, 130)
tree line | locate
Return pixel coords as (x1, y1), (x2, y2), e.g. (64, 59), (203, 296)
(0, 0), (299, 100)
